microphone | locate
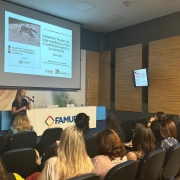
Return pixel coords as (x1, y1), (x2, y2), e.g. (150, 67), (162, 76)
(66, 97), (70, 104)
(26, 96), (35, 102)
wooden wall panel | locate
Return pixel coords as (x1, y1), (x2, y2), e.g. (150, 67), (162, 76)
(86, 51), (99, 106)
(149, 36), (180, 114)
(98, 51), (111, 109)
(115, 44), (142, 112)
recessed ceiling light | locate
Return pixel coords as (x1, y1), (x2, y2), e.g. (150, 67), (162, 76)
(105, 14), (125, 22)
(74, 1), (96, 12)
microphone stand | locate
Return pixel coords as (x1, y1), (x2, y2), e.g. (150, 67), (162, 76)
(66, 97), (71, 107)
(32, 96), (35, 109)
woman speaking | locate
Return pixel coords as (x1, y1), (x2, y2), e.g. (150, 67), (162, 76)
(11, 88), (31, 122)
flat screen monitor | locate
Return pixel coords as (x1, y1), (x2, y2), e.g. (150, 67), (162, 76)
(133, 68), (150, 87)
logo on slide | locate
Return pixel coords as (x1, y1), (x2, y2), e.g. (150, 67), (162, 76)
(45, 116), (54, 128)
(55, 69), (60, 74)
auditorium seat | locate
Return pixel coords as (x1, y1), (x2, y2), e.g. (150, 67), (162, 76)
(122, 119), (135, 142)
(37, 127), (63, 155)
(85, 137), (98, 158)
(1, 148), (36, 178)
(135, 149), (166, 180)
(0, 135), (5, 154)
(9, 131), (37, 150)
(104, 160), (138, 180)
(117, 132), (125, 142)
(135, 117), (147, 126)
(68, 173), (100, 180)
(176, 123), (180, 142)
(41, 143), (56, 167)
(160, 143), (180, 180)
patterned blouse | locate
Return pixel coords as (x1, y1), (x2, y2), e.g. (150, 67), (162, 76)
(155, 137), (178, 151)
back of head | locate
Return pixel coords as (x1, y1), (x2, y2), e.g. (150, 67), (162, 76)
(160, 119), (177, 139)
(133, 123), (155, 155)
(75, 113), (90, 133)
(56, 126), (93, 180)
(97, 129), (125, 160)
(12, 112), (33, 132)
(105, 113), (122, 132)
(156, 112), (166, 121)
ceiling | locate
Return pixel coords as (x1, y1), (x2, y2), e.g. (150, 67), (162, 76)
(6, 0), (180, 33)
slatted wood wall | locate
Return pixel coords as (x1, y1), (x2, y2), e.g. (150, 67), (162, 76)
(149, 36), (180, 114)
(86, 50), (99, 106)
(98, 51), (111, 109)
(115, 44), (142, 112)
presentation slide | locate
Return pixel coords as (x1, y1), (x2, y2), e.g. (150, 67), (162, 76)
(133, 68), (149, 86)
(5, 11), (72, 78)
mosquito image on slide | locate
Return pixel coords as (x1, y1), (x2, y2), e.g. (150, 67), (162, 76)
(8, 17), (40, 46)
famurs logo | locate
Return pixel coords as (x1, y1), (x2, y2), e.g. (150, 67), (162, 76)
(45, 116), (54, 128)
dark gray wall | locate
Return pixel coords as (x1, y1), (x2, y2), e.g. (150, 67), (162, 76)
(104, 11), (180, 121)
(80, 11), (180, 122)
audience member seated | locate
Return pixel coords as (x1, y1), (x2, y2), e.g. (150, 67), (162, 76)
(8, 112), (33, 136)
(126, 123), (155, 161)
(38, 126), (93, 180)
(105, 113), (123, 133)
(155, 119), (178, 151)
(75, 113), (94, 139)
(0, 158), (24, 180)
(147, 111), (167, 144)
(91, 129), (127, 180)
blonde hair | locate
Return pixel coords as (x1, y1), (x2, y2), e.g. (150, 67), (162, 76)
(15, 88), (25, 107)
(56, 126), (93, 180)
(12, 112), (33, 132)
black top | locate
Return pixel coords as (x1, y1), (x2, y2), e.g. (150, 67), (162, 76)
(11, 98), (28, 122)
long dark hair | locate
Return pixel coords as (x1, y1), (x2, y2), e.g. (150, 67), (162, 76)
(133, 123), (155, 155)
(160, 120), (177, 139)
(105, 113), (122, 132)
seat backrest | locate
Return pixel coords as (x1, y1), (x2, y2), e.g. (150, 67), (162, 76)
(41, 143), (56, 165)
(68, 173), (100, 180)
(135, 118), (147, 126)
(1, 148), (36, 178)
(117, 132), (125, 142)
(104, 160), (138, 180)
(11, 131), (37, 150)
(136, 149), (166, 180)
(40, 127), (63, 153)
(122, 119), (135, 142)
(162, 143), (180, 180)
(0, 135), (5, 153)
(176, 123), (180, 142)
(85, 137), (98, 158)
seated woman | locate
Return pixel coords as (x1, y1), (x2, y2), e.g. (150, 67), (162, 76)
(147, 111), (167, 144)
(91, 129), (127, 180)
(127, 123), (155, 161)
(8, 112), (33, 136)
(38, 126), (93, 180)
(75, 113), (94, 139)
(105, 113), (123, 133)
(155, 119), (178, 151)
